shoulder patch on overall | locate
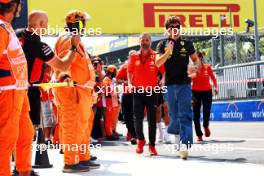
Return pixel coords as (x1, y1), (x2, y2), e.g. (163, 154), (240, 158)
(0, 23), (9, 34)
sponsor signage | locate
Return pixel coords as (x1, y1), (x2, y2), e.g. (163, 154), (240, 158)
(201, 100), (264, 121)
(28, 0), (264, 34)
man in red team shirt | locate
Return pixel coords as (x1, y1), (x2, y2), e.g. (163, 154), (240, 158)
(128, 33), (164, 156)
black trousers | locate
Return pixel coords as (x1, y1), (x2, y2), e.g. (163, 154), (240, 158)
(133, 92), (157, 146)
(122, 94), (137, 138)
(192, 90), (212, 137)
(92, 106), (103, 139)
(28, 87), (41, 125)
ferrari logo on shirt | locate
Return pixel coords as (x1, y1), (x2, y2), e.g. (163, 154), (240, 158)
(180, 47), (186, 53)
(181, 41), (185, 46)
(150, 54), (154, 59)
(135, 60), (141, 66)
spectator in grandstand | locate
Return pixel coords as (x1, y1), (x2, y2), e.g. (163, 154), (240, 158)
(192, 51), (218, 141)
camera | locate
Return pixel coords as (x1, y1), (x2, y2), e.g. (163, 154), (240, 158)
(245, 19), (254, 32)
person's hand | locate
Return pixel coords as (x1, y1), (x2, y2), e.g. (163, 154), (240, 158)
(188, 64), (198, 78)
(71, 34), (81, 48)
(165, 41), (174, 57)
(160, 77), (166, 87)
(127, 83), (134, 93)
(213, 88), (219, 96)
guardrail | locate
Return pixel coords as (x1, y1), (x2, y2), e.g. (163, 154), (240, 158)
(213, 60), (264, 100)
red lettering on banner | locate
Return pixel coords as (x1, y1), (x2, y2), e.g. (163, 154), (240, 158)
(189, 15), (203, 27)
(158, 14), (186, 27)
(233, 15), (240, 27)
(207, 15), (218, 27)
(143, 3), (241, 28)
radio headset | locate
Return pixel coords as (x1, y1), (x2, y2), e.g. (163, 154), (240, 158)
(66, 20), (83, 34)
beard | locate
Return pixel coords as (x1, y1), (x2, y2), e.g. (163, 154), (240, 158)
(141, 44), (150, 50)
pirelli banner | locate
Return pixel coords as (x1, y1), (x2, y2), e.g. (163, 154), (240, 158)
(28, 0), (264, 34)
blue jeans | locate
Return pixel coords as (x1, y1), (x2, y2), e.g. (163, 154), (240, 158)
(167, 84), (193, 145)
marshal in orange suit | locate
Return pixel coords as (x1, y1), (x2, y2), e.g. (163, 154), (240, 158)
(0, 1), (34, 176)
(53, 10), (100, 173)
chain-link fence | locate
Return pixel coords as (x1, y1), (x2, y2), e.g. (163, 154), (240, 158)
(213, 61), (264, 100)
(190, 31), (264, 100)
(193, 30), (264, 67)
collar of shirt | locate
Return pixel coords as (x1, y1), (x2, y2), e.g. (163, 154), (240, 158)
(137, 49), (154, 64)
(25, 28), (41, 40)
(0, 15), (7, 22)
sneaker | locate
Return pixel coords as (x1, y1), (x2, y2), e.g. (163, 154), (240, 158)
(158, 132), (163, 143)
(105, 135), (119, 141)
(30, 170), (40, 176)
(12, 169), (39, 176)
(90, 138), (99, 143)
(63, 164), (90, 173)
(179, 150), (188, 160)
(197, 136), (203, 141)
(113, 131), (122, 137)
(130, 138), (137, 145)
(149, 145), (158, 156)
(126, 132), (131, 141)
(204, 128), (211, 137)
(90, 155), (97, 161)
(163, 131), (171, 144)
(136, 139), (146, 154)
(79, 160), (100, 169)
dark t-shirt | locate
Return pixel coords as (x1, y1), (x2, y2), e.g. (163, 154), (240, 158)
(156, 38), (195, 85)
(16, 28), (55, 83)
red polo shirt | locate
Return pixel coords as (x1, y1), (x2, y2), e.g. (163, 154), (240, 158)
(192, 64), (218, 91)
(116, 63), (132, 94)
(128, 49), (162, 89)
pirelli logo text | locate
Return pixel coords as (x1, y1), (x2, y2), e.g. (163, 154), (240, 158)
(143, 3), (241, 28)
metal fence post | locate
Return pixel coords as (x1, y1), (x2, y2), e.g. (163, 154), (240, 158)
(253, 0), (261, 97)
(235, 33), (240, 64)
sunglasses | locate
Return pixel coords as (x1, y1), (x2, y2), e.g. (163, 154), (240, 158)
(168, 25), (181, 29)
